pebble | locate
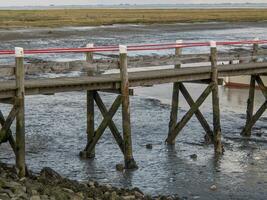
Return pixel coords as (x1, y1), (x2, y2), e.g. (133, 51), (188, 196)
(146, 144), (153, 149)
(190, 154), (198, 160)
(210, 185), (217, 191)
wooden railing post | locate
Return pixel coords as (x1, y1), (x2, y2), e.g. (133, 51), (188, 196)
(210, 41), (223, 155)
(80, 43), (96, 158)
(241, 38), (259, 137)
(15, 47), (26, 177)
(119, 45), (137, 169)
(167, 40), (182, 145)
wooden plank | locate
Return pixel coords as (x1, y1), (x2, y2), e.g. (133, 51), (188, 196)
(119, 46), (137, 169)
(94, 92), (125, 154)
(166, 83), (214, 144)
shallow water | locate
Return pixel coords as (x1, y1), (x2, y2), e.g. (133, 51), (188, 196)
(0, 23), (267, 199)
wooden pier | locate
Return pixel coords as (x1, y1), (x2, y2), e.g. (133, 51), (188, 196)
(0, 40), (267, 177)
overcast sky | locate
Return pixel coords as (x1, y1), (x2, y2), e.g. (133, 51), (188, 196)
(0, 0), (266, 6)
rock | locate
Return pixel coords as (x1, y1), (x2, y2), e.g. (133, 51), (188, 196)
(30, 195), (41, 200)
(116, 164), (124, 172)
(40, 167), (61, 180)
(146, 144), (153, 149)
(31, 189), (39, 195)
(62, 187), (74, 193)
(210, 185), (217, 191)
(88, 181), (95, 188)
(111, 191), (118, 200)
(190, 154), (197, 160)
(0, 193), (10, 200)
(122, 195), (136, 200)
(134, 191), (144, 198)
(40, 195), (49, 200)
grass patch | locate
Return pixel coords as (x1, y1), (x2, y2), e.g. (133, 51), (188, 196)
(0, 9), (267, 28)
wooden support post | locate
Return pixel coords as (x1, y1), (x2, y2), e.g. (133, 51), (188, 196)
(210, 41), (223, 154)
(15, 47), (26, 177)
(80, 43), (96, 159)
(241, 75), (256, 137)
(119, 45), (137, 169)
(167, 40), (182, 145)
(241, 40), (259, 137)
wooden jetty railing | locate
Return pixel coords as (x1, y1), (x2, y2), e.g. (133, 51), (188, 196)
(0, 39), (267, 177)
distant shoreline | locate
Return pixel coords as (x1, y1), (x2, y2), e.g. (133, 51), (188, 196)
(0, 9), (267, 29)
(1, 3), (267, 10)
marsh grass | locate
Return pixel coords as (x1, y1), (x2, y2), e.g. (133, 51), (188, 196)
(0, 9), (267, 28)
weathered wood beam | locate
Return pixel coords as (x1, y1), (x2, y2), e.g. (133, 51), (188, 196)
(0, 105), (18, 143)
(80, 43), (96, 159)
(0, 98), (14, 104)
(94, 92), (125, 154)
(15, 47), (26, 178)
(179, 83), (214, 143)
(255, 75), (267, 99)
(166, 82), (214, 144)
(119, 45), (137, 169)
(241, 101), (267, 136)
(84, 95), (122, 155)
(80, 90), (96, 159)
(0, 110), (17, 154)
(241, 75), (256, 137)
(210, 42), (223, 154)
(168, 40), (182, 145)
(99, 89), (134, 96)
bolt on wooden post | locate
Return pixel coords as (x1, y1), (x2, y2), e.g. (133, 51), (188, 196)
(80, 43), (95, 158)
(119, 45), (137, 169)
(210, 41), (223, 155)
(167, 40), (182, 144)
(15, 47), (26, 177)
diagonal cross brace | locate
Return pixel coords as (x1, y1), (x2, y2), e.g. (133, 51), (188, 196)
(94, 92), (125, 154)
(166, 83), (214, 144)
(0, 110), (16, 154)
(0, 106), (18, 144)
(242, 75), (267, 135)
(85, 95), (122, 155)
(179, 83), (214, 143)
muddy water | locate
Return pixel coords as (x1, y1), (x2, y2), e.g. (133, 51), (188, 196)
(0, 23), (267, 199)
